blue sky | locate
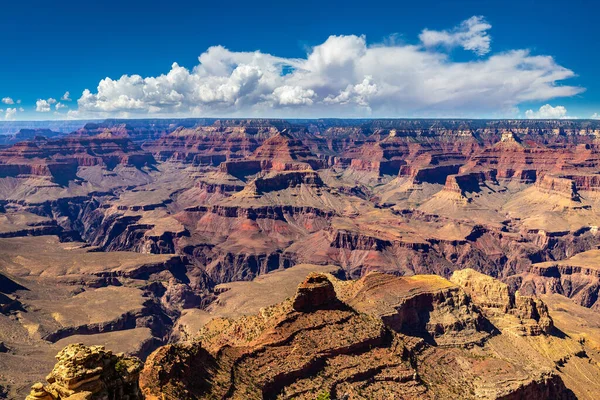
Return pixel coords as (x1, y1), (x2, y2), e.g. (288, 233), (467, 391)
(1, 0), (598, 120)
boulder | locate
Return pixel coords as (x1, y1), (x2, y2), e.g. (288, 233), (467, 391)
(25, 343), (142, 400)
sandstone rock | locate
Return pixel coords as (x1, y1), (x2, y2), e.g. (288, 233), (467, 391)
(535, 175), (580, 201)
(512, 291), (554, 335)
(26, 343), (142, 400)
(249, 170), (324, 194)
(5, 118), (600, 399)
(450, 268), (512, 312)
(519, 249), (600, 310)
(251, 130), (320, 167)
(139, 343), (216, 400)
(141, 279), (425, 399)
(500, 132), (521, 143)
(25, 382), (54, 400)
(451, 268), (554, 335)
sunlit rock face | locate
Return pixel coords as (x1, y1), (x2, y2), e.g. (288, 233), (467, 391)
(25, 343), (142, 400)
(135, 272), (586, 399)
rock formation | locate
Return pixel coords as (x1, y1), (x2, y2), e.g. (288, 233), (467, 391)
(0, 135), (155, 184)
(3, 118), (600, 398)
(25, 343), (141, 400)
(135, 272), (591, 399)
(451, 268), (554, 335)
(291, 272), (340, 311)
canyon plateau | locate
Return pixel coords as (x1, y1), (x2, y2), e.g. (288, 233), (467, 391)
(1, 118), (600, 399)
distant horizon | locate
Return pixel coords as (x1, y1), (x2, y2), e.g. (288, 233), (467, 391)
(3, 117), (600, 123)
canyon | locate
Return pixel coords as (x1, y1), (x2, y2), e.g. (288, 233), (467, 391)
(2, 118), (600, 399)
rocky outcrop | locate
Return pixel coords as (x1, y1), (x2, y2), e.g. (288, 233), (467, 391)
(450, 268), (512, 311)
(215, 132), (327, 177)
(443, 170), (496, 195)
(139, 343), (216, 400)
(218, 159), (262, 177)
(249, 170), (324, 193)
(196, 180), (245, 194)
(531, 263), (600, 279)
(134, 272), (578, 399)
(25, 344), (142, 400)
(512, 292), (554, 334)
(329, 229), (393, 251)
(0, 159), (78, 183)
(342, 272), (491, 346)
(198, 248), (293, 284)
(139, 274), (427, 399)
(451, 268), (554, 335)
(292, 272), (340, 311)
(496, 373), (575, 400)
(251, 131), (317, 162)
(500, 132), (521, 143)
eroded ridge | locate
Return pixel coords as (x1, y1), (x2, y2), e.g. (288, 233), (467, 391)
(132, 272), (592, 399)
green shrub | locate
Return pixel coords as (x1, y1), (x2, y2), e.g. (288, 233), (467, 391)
(316, 391), (331, 400)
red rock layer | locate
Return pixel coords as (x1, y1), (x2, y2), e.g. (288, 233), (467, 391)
(0, 136), (154, 182)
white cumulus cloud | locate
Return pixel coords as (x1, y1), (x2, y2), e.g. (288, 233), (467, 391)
(61, 91), (72, 101)
(2, 97), (14, 105)
(272, 86), (316, 106)
(55, 102), (67, 110)
(4, 108), (17, 120)
(419, 16), (492, 55)
(525, 104), (569, 119)
(325, 76), (378, 109)
(592, 113), (600, 120)
(36, 99), (52, 112)
(69, 16), (582, 119)
(36, 98), (57, 112)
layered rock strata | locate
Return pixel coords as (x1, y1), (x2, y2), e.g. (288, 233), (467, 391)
(136, 272), (583, 399)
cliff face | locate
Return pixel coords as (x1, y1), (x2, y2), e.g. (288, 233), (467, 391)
(404, 164), (462, 184)
(250, 170), (324, 193)
(512, 249), (600, 310)
(442, 170), (496, 195)
(451, 268), (554, 335)
(535, 175), (580, 201)
(0, 135), (155, 183)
